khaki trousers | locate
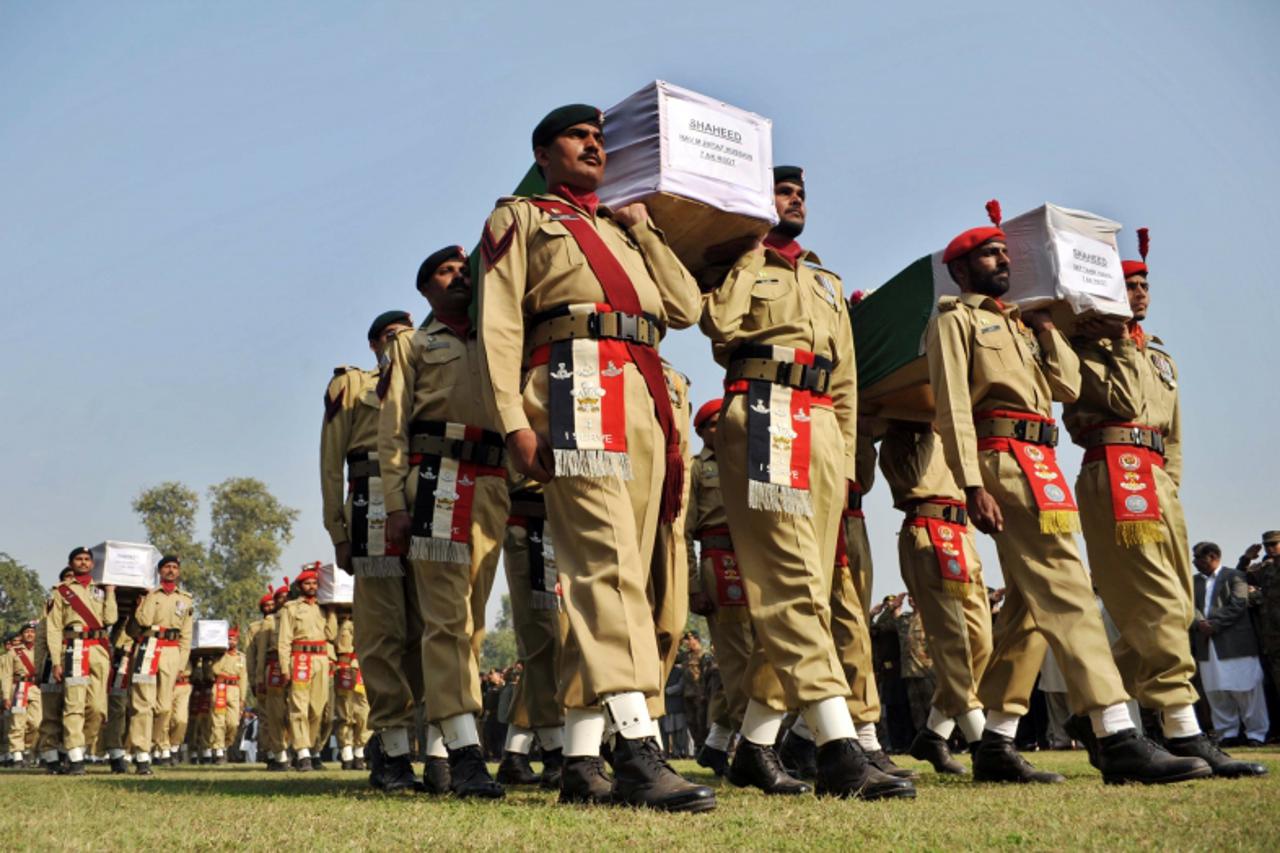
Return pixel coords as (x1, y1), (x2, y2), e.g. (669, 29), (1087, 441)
(504, 523), (563, 730)
(976, 450), (1129, 716)
(843, 515), (875, 621)
(7, 684), (40, 754)
(287, 653), (330, 750)
(647, 508), (690, 721)
(1077, 460), (1197, 709)
(830, 559), (881, 724)
(898, 523), (992, 717)
(717, 397), (849, 711)
(406, 468), (507, 723)
(354, 572), (424, 733)
(38, 684), (64, 755)
(260, 686), (289, 754)
(209, 686), (242, 750)
(525, 361), (663, 708)
(126, 646), (180, 754)
(167, 682), (192, 750)
(191, 702), (211, 753)
(700, 566), (755, 730)
(335, 687), (371, 748)
(61, 645), (111, 752)
(102, 690), (128, 752)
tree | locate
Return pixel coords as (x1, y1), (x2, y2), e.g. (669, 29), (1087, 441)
(0, 552), (45, 630)
(479, 594), (517, 671)
(204, 477), (298, 629)
(133, 481), (208, 593)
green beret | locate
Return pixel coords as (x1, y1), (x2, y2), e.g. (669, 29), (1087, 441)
(773, 165), (805, 186)
(367, 310), (412, 341)
(532, 104), (603, 150)
(416, 246), (467, 291)
(1263, 530), (1280, 545)
(156, 554), (181, 570)
(67, 546), (90, 563)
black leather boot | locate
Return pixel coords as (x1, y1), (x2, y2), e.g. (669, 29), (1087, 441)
(778, 730), (818, 780)
(267, 758), (289, 772)
(558, 755), (613, 805)
(447, 745), (504, 799)
(135, 761), (154, 776)
(418, 756), (451, 795)
(341, 759), (355, 770)
(110, 756), (128, 774)
(496, 751), (540, 785)
(310, 756), (324, 771)
(1165, 733), (1268, 778)
(971, 731), (1064, 784)
(539, 748), (564, 790)
(66, 760), (86, 776)
(728, 741), (812, 795)
(1064, 714), (1100, 769)
(696, 743), (730, 777)
(379, 753), (419, 792)
(909, 728), (967, 775)
(814, 738), (915, 800)
(610, 736), (716, 812)
(293, 756), (312, 772)
(1097, 730), (1212, 785)
(867, 748), (919, 779)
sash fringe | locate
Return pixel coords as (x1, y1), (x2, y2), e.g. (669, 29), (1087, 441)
(1039, 510), (1081, 535)
(64, 677), (90, 687)
(352, 556), (405, 578)
(132, 674), (157, 685)
(1115, 520), (1165, 547)
(410, 536), (472, 565)
(748, 480), (814, 517)
(553, 448), (633, 480)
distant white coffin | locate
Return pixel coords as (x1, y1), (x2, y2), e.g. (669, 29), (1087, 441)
(90, 540), (160, 589)
(598, 80), (777, 274)
(1002, 203), (1131, 318)
(194, 619), (229, 650)
(317, 562), (353, 605)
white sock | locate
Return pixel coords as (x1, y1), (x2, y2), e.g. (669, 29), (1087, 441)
(565, 708), (606, 757)
(425, 724), (447, 759)
(159, 749), (171, 760)
(705, 723), (733, 751)
(536, 726), (564, 752)
(380, 727), (410, 758)
(802, 696), (857, 746)
(856, 722), (882, 752)
(1090, 703), (1135, 738)
(354, 746), (365, 759)
(505, 725), (535, 755)
(741, 699), (786, 746)
(984, 710), (1020, 739)
(41, 749), (59, 764)
(266, 751), (277, 761)
(789, 715), (815, 742)
(11, 751), (22, 762)
(957, 709), (986, 744)
(441, 713), (480, 750)
(1162, 705), (1201, 739)
(202, 749), (212, 758)
(603, 692), (652, 741)
(296, 747), (311, 760)
(67, 747), (84, 762)
(135, 753), (150, 764)
(340, 745), (354, 761)
(108, 748), (125, 760)
(927, 706), (957, 739)
(215, 749), (225, 757)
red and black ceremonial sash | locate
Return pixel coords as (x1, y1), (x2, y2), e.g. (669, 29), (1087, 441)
(1084, 442), (1165, 546)
(528, 198), (684, 523)
(728, 345), (830, 517)
(11, 680), (33, 711)
(291, 650), (314, 685)
(192, 687), (211, 715)
(977, 411), (1079, 534)
(409, 421), (506, 564)
(347, 450), (404, 578)
(508, 491), (559, 610)
(110, 645), (133, 693)
(131, 634), (171, 685)
(57, 583), (104, 632)
(214, 682), (229, 712)
(265, 654), (286, 689)
(704, 551), (748, 609)
(63, 636), (92, 686)
(335, 665), (356, 691)
(15, 646), (36, 681)
(909, 514), (972, 599)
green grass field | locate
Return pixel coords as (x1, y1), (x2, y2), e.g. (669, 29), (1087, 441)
(4, 749), (1279, 850)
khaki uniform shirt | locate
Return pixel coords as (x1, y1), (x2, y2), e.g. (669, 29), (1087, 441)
(684, 446), (727, 585)
(243, 618), (264, 690)
(879, 424), (965, 507)
(335, 615), (356, 658)
(210, 648), (247, 683)
(926, 293), (1081, 489)
(133, 587), (195, 669)
(321, 366), (382, 545)
(252, 614), (276, 687)
(275, 599), (337, 676)
(379, 319), (498, 515)
(477, 193), (701, 437)
(700, 247), (858, 480)
(0, 649), (12, 699)
(1063, 334), (1182, 486)
(45, 582), (117, 661)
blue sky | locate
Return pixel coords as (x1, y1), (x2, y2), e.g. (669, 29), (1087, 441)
(3, 2), (1277, 627)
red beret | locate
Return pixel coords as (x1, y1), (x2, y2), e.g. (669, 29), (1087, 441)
(295, 569), (319, 584)
(943, 199), (1006, 264)
(259, 592), (273, 607)
(228, 626), (240, 638)
(694, 399), (723, 431)
(1121, 260), (1148, 278)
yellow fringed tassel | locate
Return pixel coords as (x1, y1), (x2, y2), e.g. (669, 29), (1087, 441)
(941, 580), (970, 600)
(1115, 520), (1165, 547)
(1039, 510), (1080, 534)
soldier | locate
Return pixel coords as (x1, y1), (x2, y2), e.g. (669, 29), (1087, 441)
(102, 614), (136, 773)
(844, 432), (878, 620)
(3, 622), (40, 767)
(255, 583), (292, 771)
(276, 567), (337, 770)
(190, 653), (215, 763)
(331, 608), (371, 770)
(167, 659), (193, 762)
(1063, 231), (1264, 778)
(700, 165), (912, 800)
(244, 591), (274, 765)
(926, 202), (1209, 784)
(1241, 530), (1280, 713)
(879, 420), (992, 776)
(477, 104), (713, 811)
(126, 555), (194, 775)
(496, 480), (565, 789)
(46, 547), (118, 775)
(209, 627), (248, 764)
(37, 567), (76, 773)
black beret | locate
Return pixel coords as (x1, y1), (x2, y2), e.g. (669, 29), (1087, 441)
(59, 567), (76, 580)
(157, 554), (181, 570)
(367, 310), (412, 341)
(416, 246), (467, 290)
(773, 165), (805, 186)
(68, 547), (90, 563)
(531, 104), (604, 150)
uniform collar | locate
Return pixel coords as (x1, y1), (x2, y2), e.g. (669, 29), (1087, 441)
(424, 314), (472, 340)
(534, 190), (610, 219)
(160, 581), (177, 594)
(959, 291), (1016, 316)
(696, 446), (716, 462)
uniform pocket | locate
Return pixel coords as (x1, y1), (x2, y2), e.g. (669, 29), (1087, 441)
(530, 221), (585, 274)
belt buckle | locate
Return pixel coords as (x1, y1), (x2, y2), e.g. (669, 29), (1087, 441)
(616, 312), (638, 342)
(1013, 420), (1029, 441)
(585, 313), (602, 339)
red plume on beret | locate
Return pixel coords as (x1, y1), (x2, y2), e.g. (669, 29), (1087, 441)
(849, 289), (867, 305)
(986, 199), (1002, 227)
(943, 199), (1008, 264)
(1122, 226), (1150, 278)
(1137, 227), (1149, 261)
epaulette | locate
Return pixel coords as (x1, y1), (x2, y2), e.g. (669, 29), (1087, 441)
(332, 365), (359, 377)
(495, 195), (523, 206)
(937, 295), (961, 312)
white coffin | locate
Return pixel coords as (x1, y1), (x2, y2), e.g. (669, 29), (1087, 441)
(317, 562), (353, 605)
(194, 619), (228, 650)
(90, 540), (160, 589)
(598, 80), (777, 273)
(1002, 203), (1130, 318)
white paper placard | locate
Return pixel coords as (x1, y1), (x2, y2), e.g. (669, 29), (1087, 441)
(317, 562), (354, 605)
(91, 540), (160, 588)
(662, 93), (767, 193)
(194, 619), (228, 650)
(1051, 229), (1124, 299)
